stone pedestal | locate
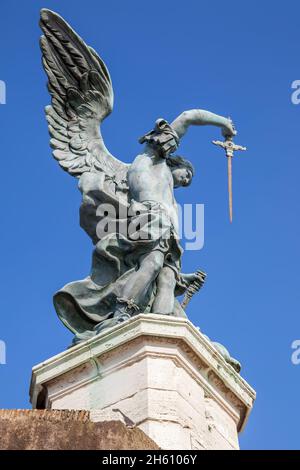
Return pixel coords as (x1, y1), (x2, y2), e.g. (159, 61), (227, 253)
(30, 314), (255, 450)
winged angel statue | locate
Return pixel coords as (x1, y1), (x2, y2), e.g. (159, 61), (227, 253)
(39, 10), (240, 370)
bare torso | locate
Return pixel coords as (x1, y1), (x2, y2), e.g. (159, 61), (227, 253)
(127, 151), (179, 233)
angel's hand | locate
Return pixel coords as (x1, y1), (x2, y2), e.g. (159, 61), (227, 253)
(222, 119), (237, 138)
(181, 271), (206, 288)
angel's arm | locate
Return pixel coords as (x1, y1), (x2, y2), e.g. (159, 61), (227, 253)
(171, 109), (236, 139)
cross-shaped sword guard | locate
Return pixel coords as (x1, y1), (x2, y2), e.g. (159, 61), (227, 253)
(212, 136), (247, 157)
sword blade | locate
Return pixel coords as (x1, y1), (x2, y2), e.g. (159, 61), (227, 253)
(227, 155), (233, 223)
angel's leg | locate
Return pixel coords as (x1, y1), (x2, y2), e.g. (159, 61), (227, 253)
(151, 267), (176, 314)
(115, 250), (164, 313)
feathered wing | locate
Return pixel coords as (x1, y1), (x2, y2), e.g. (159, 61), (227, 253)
(39, 8), (128, 190)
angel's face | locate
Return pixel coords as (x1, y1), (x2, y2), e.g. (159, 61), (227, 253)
(172, 167), (193, 188)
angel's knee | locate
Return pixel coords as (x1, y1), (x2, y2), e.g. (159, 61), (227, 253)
(144, 251), (164, 276)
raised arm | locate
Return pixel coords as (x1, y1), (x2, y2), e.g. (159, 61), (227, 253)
(171, 109), (236, 140)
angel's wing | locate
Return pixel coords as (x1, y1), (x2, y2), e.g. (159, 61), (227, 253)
(39, 8), (128, 189)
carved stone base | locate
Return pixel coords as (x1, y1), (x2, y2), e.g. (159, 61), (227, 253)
(30, 314), (255, 450)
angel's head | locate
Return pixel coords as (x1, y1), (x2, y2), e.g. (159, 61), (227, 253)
(167, 156), (194, 188)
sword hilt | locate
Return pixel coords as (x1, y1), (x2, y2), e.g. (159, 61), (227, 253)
(212, 137), (247, 158)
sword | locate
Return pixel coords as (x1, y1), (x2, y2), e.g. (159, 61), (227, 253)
(212, 135), (246, 223)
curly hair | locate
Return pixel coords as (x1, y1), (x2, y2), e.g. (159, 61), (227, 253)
(167, 155), (194, 180)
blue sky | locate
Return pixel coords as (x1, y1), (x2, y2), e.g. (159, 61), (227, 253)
(0, 0), (300, 450)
